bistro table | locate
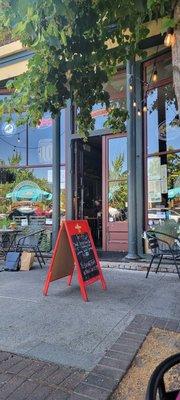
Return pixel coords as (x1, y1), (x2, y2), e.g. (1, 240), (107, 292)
(0, 228), (23, 254)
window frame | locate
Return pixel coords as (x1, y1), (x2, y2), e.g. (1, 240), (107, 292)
(143, 52), (180, 230)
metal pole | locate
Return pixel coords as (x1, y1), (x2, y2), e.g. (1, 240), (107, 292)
(65, 99), (73, 219)
(126, 59), (139, 259)
(52, 112), (60, 247)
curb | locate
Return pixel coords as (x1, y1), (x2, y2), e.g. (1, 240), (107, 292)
(69, 314), (180, 400)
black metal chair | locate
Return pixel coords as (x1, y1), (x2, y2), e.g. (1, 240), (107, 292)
(146, 353), (180, 400)
(146, 231), (180, 279)
(29, 216), (50, 252)
(29, 216), (46, 228)
(0, 239), (6, 259)
(16, 228), (46, 268)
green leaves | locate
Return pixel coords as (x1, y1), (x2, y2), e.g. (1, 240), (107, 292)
(104, 108), (129, 132)
(46, 35), (61, 49)
(60, 30), (67, 46)
(0, 0), (173, 136)
(161, 16), (175, 33)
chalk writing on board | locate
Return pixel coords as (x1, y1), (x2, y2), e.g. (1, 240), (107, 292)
(71, 233), (99, 281)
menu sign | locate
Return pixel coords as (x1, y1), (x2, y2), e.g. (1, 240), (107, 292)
(71, 233), (99, 282)
(43, 220), (106, 301)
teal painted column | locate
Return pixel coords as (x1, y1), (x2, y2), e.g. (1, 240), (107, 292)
(126, 59), (139, 259)
(65, 100), (73, 220)
(135, 61), (144, 256)
(52, 113), (60, 247)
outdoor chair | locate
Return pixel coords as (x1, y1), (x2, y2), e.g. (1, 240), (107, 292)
(16, 227), (46, 268)
(0, 239), (6, 259)
(146, 230), (180, 279)
(29, 216), (46, 228)
(146, 353), (180, 400)
(29, 216), (49, 252)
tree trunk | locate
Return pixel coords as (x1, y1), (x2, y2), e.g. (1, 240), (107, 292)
(172, 0), (180, 115)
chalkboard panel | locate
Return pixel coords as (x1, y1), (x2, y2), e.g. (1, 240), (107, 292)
(71, 233), (100, 281)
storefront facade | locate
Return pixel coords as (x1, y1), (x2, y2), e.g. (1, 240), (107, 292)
(0, 36), (179, 255)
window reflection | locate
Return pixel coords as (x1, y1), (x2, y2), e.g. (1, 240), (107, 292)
(109, 181), (128, 222)
(108, 137), (128, 222)
(0, 166), (66, 225)
(109, 137), (127, 178)
(91, 71), (126, 131)
(146, 56), (172, 84)
(148, 154), (180, 227)
(147, 85), (180, 155)
(28, 113), (52, 165)
(0, 96), (66, 166)
(0, 115), (27, 165)
(28, 111), (65, 165)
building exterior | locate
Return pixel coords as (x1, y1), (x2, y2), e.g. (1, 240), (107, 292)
(0, 23), (179, 257)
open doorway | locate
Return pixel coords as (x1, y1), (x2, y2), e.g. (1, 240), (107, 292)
(73, 136), (102, 248)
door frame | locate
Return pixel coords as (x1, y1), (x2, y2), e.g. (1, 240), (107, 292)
(102, 133), (127, 251)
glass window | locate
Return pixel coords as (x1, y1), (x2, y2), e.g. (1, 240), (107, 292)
(109, 181), (128, 222)
(0, 95), (27, 165)
(91, 71), (126, 131)
(108, 137), (128, 222)
(28, 112), (53, 165)
(147, 153), (180, 227)
(28, 110), (65, 165)
(146, 84), (180, 155)
(0, 166), (65, 224)
(146, 55), (172, 84)
(109, 137), (127, 179)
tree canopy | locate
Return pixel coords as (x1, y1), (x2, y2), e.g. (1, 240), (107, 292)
(0, 0), (176, 137)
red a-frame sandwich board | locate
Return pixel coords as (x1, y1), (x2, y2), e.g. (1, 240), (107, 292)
(43, 220), (107, 301)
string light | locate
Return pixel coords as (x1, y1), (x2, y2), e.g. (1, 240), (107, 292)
(152, 68), (158, 83)
(133, 100), (136, 107)
(129, 76), (133, 91)
(164, 27), (176, 47)
(13, 146), (16, 153)
(137, 109), (141, 117)
(143, 102), (147, 112)
(17, 134), (20, 143)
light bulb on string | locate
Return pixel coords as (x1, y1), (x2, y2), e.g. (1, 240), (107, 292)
(152, 68), (158, 83)
(143, 102), (147, 112)
(164, 27), (176, 47)
(137, 108), (141, 117)
(133, 100), (136, 107)
(13, 146), (16, 153)
(129, 75), (133, 91)
(17, 134), (20, 143)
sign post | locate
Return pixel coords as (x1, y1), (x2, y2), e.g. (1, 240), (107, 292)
(43, 220), (107, 301)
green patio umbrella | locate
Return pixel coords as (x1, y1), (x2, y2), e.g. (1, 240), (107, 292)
(6, 183), (52, 202)
(168, 187), (180, 199)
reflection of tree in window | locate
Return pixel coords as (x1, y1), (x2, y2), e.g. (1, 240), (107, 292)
(109, 154), (128, 210)
(148, 157), (160, 179)
(0, 153), (52, 215)
(167, 151), (180, 189)
(109, 154), (127, 180)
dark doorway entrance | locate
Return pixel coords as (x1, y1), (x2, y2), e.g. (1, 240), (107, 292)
(73, 136), (102, 247)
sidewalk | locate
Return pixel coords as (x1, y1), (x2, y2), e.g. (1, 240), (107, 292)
(0, 314), (179, 400)
(0, 264), (179, 371)
(0, 350), (85, 399)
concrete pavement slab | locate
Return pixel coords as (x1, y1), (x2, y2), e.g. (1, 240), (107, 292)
(0, 266), (179, 370)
